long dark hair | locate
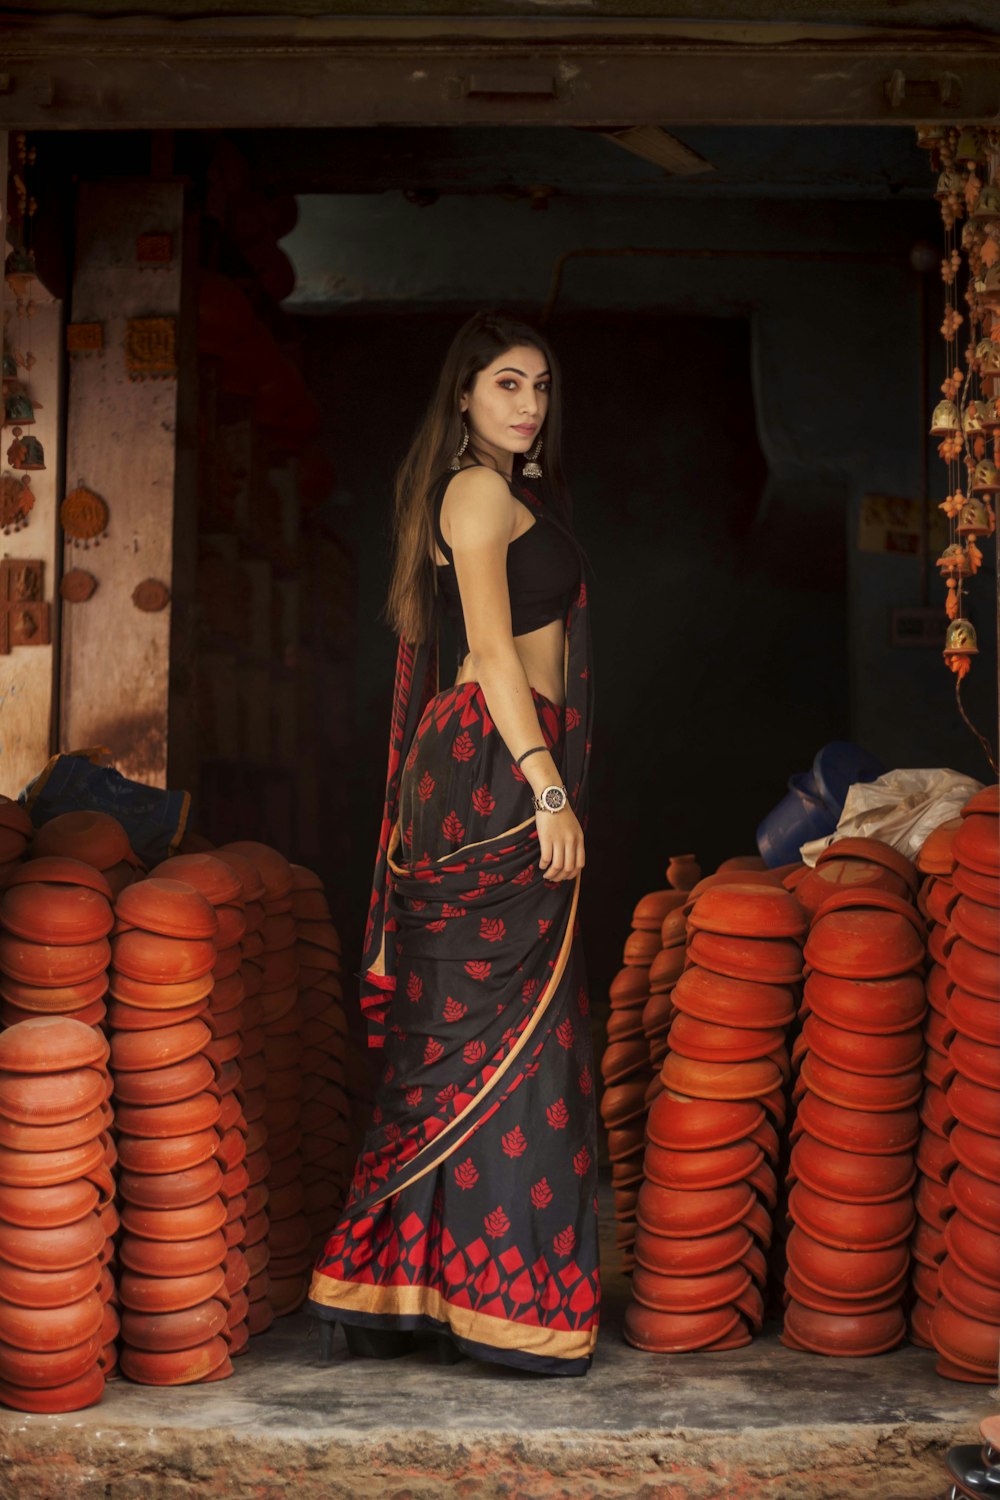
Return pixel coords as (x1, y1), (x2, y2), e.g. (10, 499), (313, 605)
(383, 309), (570, 644)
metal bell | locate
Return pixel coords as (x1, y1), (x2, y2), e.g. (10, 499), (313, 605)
(930, 400), (961, 435)
(2, 390), (35, 427)
(971, 459), (1000, 494)
(936, 543), (970, 577)
(944, 618), (978, 655)
(957, 496), (993, 537)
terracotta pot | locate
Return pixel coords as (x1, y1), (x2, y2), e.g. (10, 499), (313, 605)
(609, 966), (649, 1007)
(623, 1301), (739, 1352)
(111, 929), (215, 985)
(636, 1178), (754, 1238)
(0, 1106), (106, 1154)
(917, 820), (962, 877)
(0, 1064), (105, 1126)
(803, 908), (924, 980)
(948, 938), (1000, 1000)
(686, 930), (803, 986)
(952, 861), (1000, 904)
(631, 1260), (750, 1313)
(111, 1055), (215, 1109)
(211, 849), (265, 905)
(795, 859), (910, 917)
(0, 998), (107, 1031)
(916, 1129), (957, 1186)
(643, 1136), (763, 1193)
(119, 1333), (231, 1386)
(785, 1224), (909, 1299)
(0, 1333), (102, 1392)
(601, 1038), (650, 1085)
(912, 1220), (947, 1269)
(949, 1032), (1000, 1090)
(788, 1181), (914, 1250)
(0, 1176), (98, 1230)
(0, 972), (109, 1015)
(0, 1290), (104, 1351)
(210, 971), (245, 1014)
(0, 1212), (105, 1272)
(795, 1094), (919, 1156)
(108, 971), (214, 1010)
(0, 1254), (101, 1310)
(921, 1083), (957, 1139)
(922, 876), (955, 927)
(0, 1135), (106, 1189)
(939, 1257), (1000, 1324)
(799, 1052), (923, 1112)
(109, 1018), (212, 1073)
(116, 1127), (220, 1176)
(816, 837), (918, 894)
(925, 1007), (956, 1057)
(948, 986), (1000, 1047)
(631, 889), (686, 934)
(948, 1074), (1000, 1137)
(925, 963), (951, 1016)
(666, 855), (702, 891)
(121, 1297), (228, 1353)
(670, 965), (795, 1030)
(599, 1080), (647, 1128)
(803, 970), (925, 1036)
(687, 883), (807, 940)
(220, 841), (292, 901)
(953, 814), (1000, 876)
(946, 1212), (1000, 1290)
(115, 1092), (221, 1140)
(950, 1122), (1000, 1182)
(782, 1299), (905, 1356)
(949, 1165), (1000, 1232)
(790, 1135), (915, 1205)
(801, 1013), (924, 1077)
(119, 1230), (227, 1279)
(931, 1296), (1000, 1372)
(950, 894), (1000, 955)
(668, 1013), (785, 1064)
(0, 934), (111, 988)
(149, 853), (243, 908)
(121, 1196), (227, 1243)
(0, 882), (113, 947)
(785, 1263), (909, 1318)
(32, 811), (131, 871)
(106, 998), (208, 1035)
(659, 1054), (782, 1102)
(0, 1017), (108, 1076)
(118, 1265), (227, 1314)
(116, 878), (219, 943)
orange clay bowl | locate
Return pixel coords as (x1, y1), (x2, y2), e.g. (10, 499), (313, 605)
(0, 1016), (108, 1075)
(917, 1128), (956, 1185)
(949, 1032), (1000, 1090)
(643, 1137), (763, 1191)
(119, 1334), (231, 1386)
(109, 1018), (212, 1073)
(0, 997), (107, 1031)
(782, 1299), (905, 1357)
(212, 849), (266, 904)
(803, 970), (926, 1036)
(948, 938), (1000, 1000)
(949, 1165), (1000, 1233)
(953, 814), (1000, 876)
(0, 1064), (106, 1126)
(931, 1297), (1000, 1373)
(785, 1224), (909, 1300)
(686, 930), (803, 986)
(924, 1006), (956, 1054)
(640, 991), (674, 1036)
(0, 1106), (106, 1155)
(0, 798), (32, 840)
(32, 811), (130, 870)
(918, 819), (962, 876)
(0, 1133), (106, 1189)
(939, 1257), (1000, 1324)
(0, 1255), (101, 1311)
(6, 859), (113, 905)
(119, 1229), (228, 1279)
(947, 1074), (1000, 1137)
(114, 1092), (221, 1140)
(667, 1012), (786, 1063)
(635, 1177), (755, 1238)
(0, 1334), (102, 1392)
(646, 1091), (765, 1151)
(609, 964), (651, 1007)
(0, 933), (111, 988)
(952, 860), (1000, 904)
(116, 1126), (220, 1176)
(0, 972), (109, 1015)
(0, 883), (113, 947)
(817, 837), (918, 894)
(121, 1196), (227, 1243)
(220, 840), (293, 900)
(632, 889), (688, 931)
(116, 878), (219, 943)
(945, 1213), (1000, 1291)
(599, 1080), (648, 1128)
(799, 1052), (923, 1112)
(787, 1181), (915, 1250)
(120, 1298), (228, 1353)
(687, 883), (807, 940)
(149, 853), (243, 907)
(790, 1135), (916, 1205)
(111, 928), (216, 985)
(647, 947), (684, 993)
(118, 1159), (223, 1213)
(804, 906), (925, 982)
(0, 1213), (105, 1272)
(951, 1122), (1000, 1182)
(601, 1038), (650, 1084)
(948, 986), (1000, 1047)
(106, 997), (208, 1034)
(950, 895), (1000, 954)
(670, 965), (796, 1030)
(118, 1265), (227, 1315)
(785, 1264), (909, 1318)
(108, 970), (214, 1011)
(0, 1291), (104, 1353)
(795, 859), (910, 918)
(0, 1177), (99, 1230)
(921, 1082), (957, 1139)
(631, 1261), (751, 1314)
(911, 1219), (947, 1271)
(623, 1301), (740, 1353)
(606, 1122), (645, 1162)
(800, 1013), (924, 1077)
(111, 1054), (215, 1109)
(659, 1052), (783, 1102)
(922, 876), (955, 927)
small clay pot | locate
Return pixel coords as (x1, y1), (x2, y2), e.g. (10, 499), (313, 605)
(114, 1092), (222, 1140)
(803, 970), (926, 1036)
(623, 1301), (739, 1352)
(790, 1135), (915, 1205)
(950, 1122), (1000, 1182)
(668, 1013), (786, 1064)
(785, 1225), (909, 1300)
(686, 930), (803, 986)
(921, 1083), (957, 1140)
(111, 929), (216, 985)
(631, 1260), (751, 1314)
(116, 878), (219, 942)
(635, 1178), (754, 1239)
(950, 894), (1000, 955)
(108, 971), (214, 1010)
(119, 1333), (231, 1386)
(800, 1013), (924, 1077)
(782, 1298), (905, 1356)
(116, 1127), (220, 1176)
(931, 1295), (1000, 1372)
(0, 972), (109, 1015)
(0, 1017), (108, 1075)
(0, 1176), (99, 1229)
(31, 811), (131, 871)
(0, 1291), (104, 1352)
(952, 861), (1000, 904)
(949, 1165), (1000, 1232)
(118, 1265), (228, 1314)
(0, 1212), (105, 1271)
(0, 1106), (107, 1154)
(111, 1054), (215, 1108)
(671, 965), (796, 1030)
(121, 1297), (228, 1353)
(917, 820), (961, 876)
(795, 859), (910, 918)
(784, 1271), (908, 1319)
(953, 814), (1000, 877)
(0, 1333), (102, 1391)
(220, 841), (292, 901)
(106, 997), (208, 1033)
(947, 938), (1000, 1001)
(799, 1052), (923, 1113)
(600, 1038), (650, 1085)
(948, 986), (1000, 1047)
(787, 1181), (914, 1250)
(119, 1230), (228, 1279)
(945, 1211), (1000, 1290)
(609, 966), (649, 1008)
(659, 1053), (782, 1103)
(109, 1018), (212, 1073)
(687, 883), (807, 940)
(644, 1137), (763, 1192)
(816, 837), (918, 893)
(0, 1255), (101, 1310)
(0, 1065), (106, 1125)
(947, 1074), (1000, 1137)
(0, 882), (113, 947)
(795, 1094), (919, 1157)
(599, 1080), (648, 1128)
(939, 1257), (1000, 1324)
(916, 1129), (957, 1185)
(0, 934), (112, 988)
(803, 908), (924, 981)
(120, 1196), (227, 1243)
(949, 1032), (1000, 1090)
(149, 853), (243, 907)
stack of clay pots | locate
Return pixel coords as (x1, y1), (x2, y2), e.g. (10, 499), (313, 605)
(0, 858), (114, 1033)
(150, 853), (252, 1357)
(32, 811), (142, 901)
(0, 1017), (113, 1411)
(291, 865), (352, 1253)
(623, 878), (801, 1353)
(908, 818), (963, 1347)
(783, 839), (925, 1357)
(931, 784), (1000, 1384)
(223, 843), (310, 1323)
(0, 797), (34, 887)
(109, 877), (233, 1386)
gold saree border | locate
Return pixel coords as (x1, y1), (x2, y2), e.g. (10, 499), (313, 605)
(308, 1274), (597, 1363)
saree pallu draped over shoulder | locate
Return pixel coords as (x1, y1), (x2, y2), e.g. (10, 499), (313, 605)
(308, 504), (599, 1375)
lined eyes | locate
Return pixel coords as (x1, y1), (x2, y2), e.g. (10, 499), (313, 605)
(498, 378), (550, 392)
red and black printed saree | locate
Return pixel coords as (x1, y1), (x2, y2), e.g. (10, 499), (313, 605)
(307, 490), (599, 1376)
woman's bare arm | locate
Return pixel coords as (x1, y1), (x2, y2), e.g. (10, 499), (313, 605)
(444, 467), (584, 882)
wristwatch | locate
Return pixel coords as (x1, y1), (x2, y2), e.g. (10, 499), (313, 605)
(533, 783), (569, 814)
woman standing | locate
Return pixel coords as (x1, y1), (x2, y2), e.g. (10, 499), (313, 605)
(307, 310), (599, 1376)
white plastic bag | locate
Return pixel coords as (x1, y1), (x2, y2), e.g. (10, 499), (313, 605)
(800, 767), (984, 867)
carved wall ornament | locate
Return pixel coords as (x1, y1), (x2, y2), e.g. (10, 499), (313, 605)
(5, 432), (45, 471)
(136, 232), (173, 268)
(60, 486), (110, 549)
(124, 316), (177, 381)
(0, 474), (36, 534)
(60, 569), (98, 603)
(66, 322), (105, 357)
(132, 578), (171, 613)
(0, 559), (50, 652)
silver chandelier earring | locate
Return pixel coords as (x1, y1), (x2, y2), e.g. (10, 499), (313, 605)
(449, 419), (470, 471)
(521, 433), (544, 479)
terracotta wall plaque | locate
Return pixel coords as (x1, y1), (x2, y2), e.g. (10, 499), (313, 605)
(66, 323), (104, 355)
(136, 232), (173, 267)
(0, 559), (51, 653)
(60, 486), (109, 548)
(124, 316), (177, 381)
(60, 569), (97, 603)
(132, 577), (170, 612)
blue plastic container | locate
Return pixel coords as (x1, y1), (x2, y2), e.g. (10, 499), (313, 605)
(756, 771), (839, 868)
(811, 741), (886, 817)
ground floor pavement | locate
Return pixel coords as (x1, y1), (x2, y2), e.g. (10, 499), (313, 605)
(0, 1186), (991, 1500)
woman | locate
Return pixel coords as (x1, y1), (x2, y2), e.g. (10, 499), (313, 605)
(307, 310), (599, 1376)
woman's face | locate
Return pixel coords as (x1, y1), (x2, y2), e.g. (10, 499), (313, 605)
(460, 343), (551, 469)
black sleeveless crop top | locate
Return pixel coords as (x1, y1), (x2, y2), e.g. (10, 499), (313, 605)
(432, 466), (583, 662)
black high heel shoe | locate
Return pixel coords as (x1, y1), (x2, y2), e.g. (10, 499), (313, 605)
(343, 1323), (417, 1359)
(425, 1333), (467, 1365)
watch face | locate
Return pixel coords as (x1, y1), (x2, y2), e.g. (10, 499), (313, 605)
(541, 786), (566, 812)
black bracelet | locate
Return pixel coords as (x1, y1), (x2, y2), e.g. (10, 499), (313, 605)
(515, 744), (547, 769)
